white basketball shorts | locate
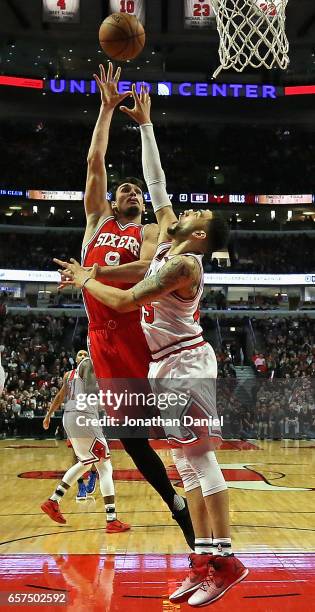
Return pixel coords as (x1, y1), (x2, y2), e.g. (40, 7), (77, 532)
(63, 411), (110, 465)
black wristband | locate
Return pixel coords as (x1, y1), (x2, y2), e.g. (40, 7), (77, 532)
(82, 277), (92, 289)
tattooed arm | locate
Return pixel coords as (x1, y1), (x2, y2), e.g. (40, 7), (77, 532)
(57, 256), (200, 313)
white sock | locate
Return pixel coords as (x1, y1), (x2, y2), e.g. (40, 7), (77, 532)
(194, 538), (213, 554)
(173, 494), (185, 513)
(105, 504), (117, 522)
(213, 538), (233, 555)
(50, 484), (67, 504)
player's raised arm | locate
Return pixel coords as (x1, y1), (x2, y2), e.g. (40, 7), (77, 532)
(84, 63), (132, 245)
(55, 255), (198, 313)
(120, 85), (177, 241)
(43, 372), (68, 430)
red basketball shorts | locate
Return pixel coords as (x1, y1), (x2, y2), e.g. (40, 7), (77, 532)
(88, 318), (151, 379)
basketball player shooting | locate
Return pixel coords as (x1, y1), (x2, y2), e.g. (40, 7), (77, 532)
(56, 84), (249, 606)
(41, 351), (130, 533)
(55, 62), (195, 549)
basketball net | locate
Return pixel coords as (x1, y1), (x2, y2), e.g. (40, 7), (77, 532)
(211, 0), (289, 77)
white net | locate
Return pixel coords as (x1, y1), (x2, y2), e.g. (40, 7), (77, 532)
(211, 0), (289, 78)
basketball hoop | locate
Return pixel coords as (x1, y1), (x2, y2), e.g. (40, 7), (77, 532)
(211, 0), (289, 78)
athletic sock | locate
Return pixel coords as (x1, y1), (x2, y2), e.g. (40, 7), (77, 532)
(173, 494), (185, 513)
(194, 538), (214, 555)
(50, 484), (67, 504)
(105, 504), (117, 523)
(77, 478), (84, 485)
(213, 538), (233, 556)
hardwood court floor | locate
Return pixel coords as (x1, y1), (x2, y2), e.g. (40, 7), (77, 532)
(0, 439), (314, 611)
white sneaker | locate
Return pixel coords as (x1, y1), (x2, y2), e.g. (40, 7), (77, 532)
(188, 554), (249, 607)
(169, 554), (213, 603)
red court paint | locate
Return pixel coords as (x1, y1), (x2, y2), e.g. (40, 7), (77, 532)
(0, 553), (313, 611)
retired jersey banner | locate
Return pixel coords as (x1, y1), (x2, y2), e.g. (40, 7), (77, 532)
(184, 0), (215, 28)
(42, 0), (80, 23)
(109, 0), (145, 24)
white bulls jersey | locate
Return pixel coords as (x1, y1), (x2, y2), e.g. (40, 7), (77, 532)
(63, 358), (98, 416)
(141, 243), (205, 361)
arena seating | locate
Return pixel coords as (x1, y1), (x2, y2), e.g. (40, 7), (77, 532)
(0, 313), (314, 440)
(0, 120), (314, 193)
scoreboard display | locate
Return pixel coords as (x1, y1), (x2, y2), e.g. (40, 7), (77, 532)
(184, 0), (215, 28)
(108, 0), (145, 24)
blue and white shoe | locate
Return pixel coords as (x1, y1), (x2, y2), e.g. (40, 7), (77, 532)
(86, 471), (97, 495)
(76, 482), (87, 500)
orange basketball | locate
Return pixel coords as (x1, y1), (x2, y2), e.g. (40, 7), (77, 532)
(99, 13), (145, 61)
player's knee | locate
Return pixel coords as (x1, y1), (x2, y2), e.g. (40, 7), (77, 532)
(174, 453), (200, 492)
(96, 459), (115, 498)
(62, 461), (86, 487)
(188, 450), (227, 497)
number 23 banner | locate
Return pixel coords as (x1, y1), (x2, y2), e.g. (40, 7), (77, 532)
(109, 0), (145, 25)
(42, 0), (80, 23)
(184, 0), (215, 28)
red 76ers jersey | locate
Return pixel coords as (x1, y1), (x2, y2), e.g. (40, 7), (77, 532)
(81, 216), (144, 325)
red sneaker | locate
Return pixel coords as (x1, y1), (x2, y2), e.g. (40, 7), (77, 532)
(105, 519), (131, 533)
(188, 555), (249, 606)
(41, 499), (66, 524)
(169, 554), (213, 603)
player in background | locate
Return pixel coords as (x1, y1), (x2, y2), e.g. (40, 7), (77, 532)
(0, 346), (5, 396)
(41, 352), (130, 533)
(57, 84), (248, 607)
(56, 62), (194, 548)
(43, 350), (97, 500)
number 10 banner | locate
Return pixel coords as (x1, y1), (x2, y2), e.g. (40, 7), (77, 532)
(184, 0), (215, 28)
(109, 0), (145, 25)
(42, 0), (80, 23)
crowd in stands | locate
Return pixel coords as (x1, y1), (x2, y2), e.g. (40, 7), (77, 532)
(231, 235), (315, 273)
(0, 313), (87, 435)
(252, 317), (315, 378)
(0, 232), (81, 271)
(0, 311), (314, 439)
(218, 378), (315, 440)
(0, 119), (314, 193)
(215, 316), (315, 439)
(1, 229), (315, 274)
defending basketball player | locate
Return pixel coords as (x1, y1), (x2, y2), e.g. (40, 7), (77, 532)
(43, 349), (97, 500)
(57, 84), (249, 606)
(41, 351), (130, 533)
(55, 62), (195, 549)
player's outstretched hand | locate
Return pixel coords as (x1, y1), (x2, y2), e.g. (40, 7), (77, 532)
(120, 83), (151, 125)
(94, 62), (132, 110)
(54, 258), (98, 289)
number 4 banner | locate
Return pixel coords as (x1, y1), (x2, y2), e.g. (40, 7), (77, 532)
(184, 0), (215, 28)
(42, 0), (80, 23)
(109, 0), (145, 25)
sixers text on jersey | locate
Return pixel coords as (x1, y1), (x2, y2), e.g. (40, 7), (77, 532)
(82, 216), (144, 324)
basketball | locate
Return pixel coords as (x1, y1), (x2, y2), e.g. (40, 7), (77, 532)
(99, 13), (145, 61)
